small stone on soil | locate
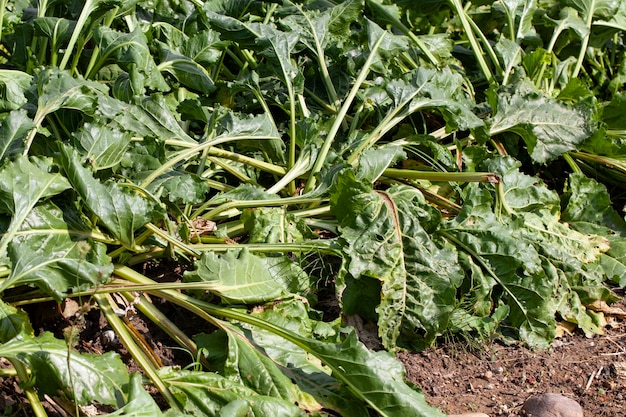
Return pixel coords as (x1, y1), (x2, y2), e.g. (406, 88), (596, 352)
(520, 393), (583, 417)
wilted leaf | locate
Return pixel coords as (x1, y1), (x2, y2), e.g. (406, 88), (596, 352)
(0, 332), (129, 406)
(330, 170), (464, 349)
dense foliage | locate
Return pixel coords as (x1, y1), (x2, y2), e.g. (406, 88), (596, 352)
(0, 0), (625, 415)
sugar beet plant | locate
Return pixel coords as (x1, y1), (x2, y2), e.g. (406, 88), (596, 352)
(0, 0), (625, 415)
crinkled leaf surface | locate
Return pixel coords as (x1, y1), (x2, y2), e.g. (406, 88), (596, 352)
(0, 332), (129, 406)
(1, 202), (113, 300)
(31, 68), (109, 121)
(232, 299), (370, 417)
(562, 173), (626, 287)
(0, 69), (32, 111)
(147, 171), (210, 205)
(0, 155), (70, 216)
(219, 396), (305, 417)
(489, 78), (594, 163)
(383, 67), (483, 134)
(93, 27), (169, 91)
(298, 330), (444, 417)
(58, 145), (161, 248)
(330, 170), (464, 350)
(241, 207), (311, 244)
(222, 326), (300, 402)
(183, 249), (305, 304)
(157, 44), (216, 94)
(440, 185), (556, 348)
(0, 155), (70, 268)
(96, 94), (197, 145)
(159, 367), (270, 416)
(71, 121), (132, 170)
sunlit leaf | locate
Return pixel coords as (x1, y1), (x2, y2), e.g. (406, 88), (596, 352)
(0, 332), (129, 406)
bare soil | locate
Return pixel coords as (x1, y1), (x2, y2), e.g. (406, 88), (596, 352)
(399, 298), (626, 416)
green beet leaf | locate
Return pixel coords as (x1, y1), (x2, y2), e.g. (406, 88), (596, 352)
(0, 155), (70, 266)
(159, 368), (270, 416)
(1, 202), (113, 300)
(157, 44), (216, 94)
(488, 78), (594, 163)
(0, 110), (34, 160)
(58, 144), (161, 248)
(0, 70), (32, 111)
(241, 206), (312, 245)
(72, 121), (133, 170)
(222, 326), (300, 402)
(330, 170), (463, 350)
(219, 397), (305, 417)
(0, 332), (129, 406)
(300, 330), (445, 417)
(105, 373), (173, 417)
(184, 249), (306, 304)
(562, 173), (626, 287)
(440, 185), (556, 348)
(92, 27), (169, 91)
(147, 171), (210, 205)
(236, 300), (371, 417)
(31, 67), (109, 121)
(0, 299), (34, 343)
(204, 303), (444, 417)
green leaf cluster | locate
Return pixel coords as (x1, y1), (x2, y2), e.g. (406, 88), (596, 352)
(0, 0), (624, 415)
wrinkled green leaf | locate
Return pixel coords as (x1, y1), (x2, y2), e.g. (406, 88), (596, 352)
(31, 67), (109, 121)
(219, 397), (305, 417)
(72, 121), (133, 170)
(157, 45), (215, 94)
(1, 202), (113, 300)
(489, 78), (594, 163)
(159, 367), (268, 415)
(241, 207), (311, 244)
(147, 171), (210, 205)
(58, 144), (161, 248)
(441, 184), (555, 348)
(92, 27), (169, 91)
(331, 170), (463, 349)
(0, 70), (32, 111)
(299, 330), (444, 417)
(0, 332), (129, 406)
(238, 300), (370, 417)
(0, 155), (70, 258)
(184, 249), (307, 304)
(562, 173), (626, 287)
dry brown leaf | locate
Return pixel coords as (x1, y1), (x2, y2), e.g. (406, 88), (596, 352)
(587, 300), (626, 319)
(555, 321), (577, 338)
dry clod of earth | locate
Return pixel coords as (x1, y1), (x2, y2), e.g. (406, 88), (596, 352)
(520, 393), (583, 417)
